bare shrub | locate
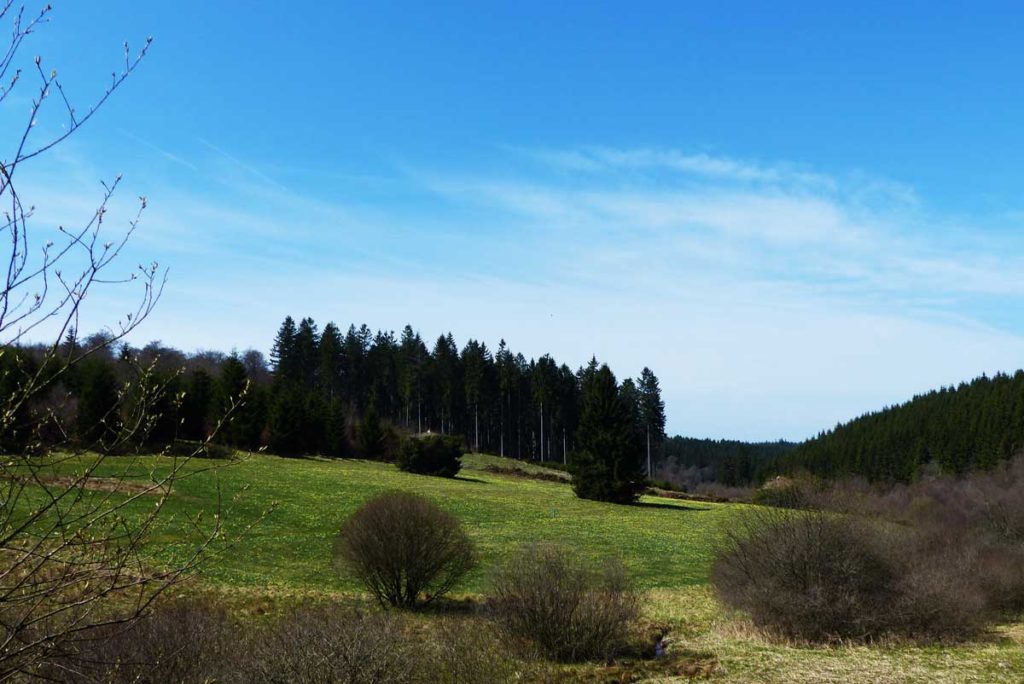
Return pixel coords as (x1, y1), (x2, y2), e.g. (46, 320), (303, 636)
(693, 481), (754, 502)
(751, 474), (817, 509)
(712, 507), (989, 642)
(37, 601), (527, 684)
(45, 600), (236, 683)
(243, 606), (416, 684)
(488, 543), (640, 662)
(811, 454), (1024, 614)
(333, 492), (475, 608)
(421, 617), (524, 684)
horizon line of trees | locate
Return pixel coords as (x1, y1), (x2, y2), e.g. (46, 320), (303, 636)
(261, 316), (667, 465)
(1, 318), (668, 468)
(8, 323), (1023, 488)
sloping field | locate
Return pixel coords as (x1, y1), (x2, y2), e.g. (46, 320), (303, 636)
(16, 452), (1024, 682)
(34, 452), (741, 592)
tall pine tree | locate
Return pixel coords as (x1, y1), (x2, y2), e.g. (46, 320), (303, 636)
(571, 364), (646, 504)
(638, 367), (666, 478)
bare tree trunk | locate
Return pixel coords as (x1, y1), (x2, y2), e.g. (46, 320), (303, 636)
(647, 426), (652, 478)
(539, 402), (545, 462)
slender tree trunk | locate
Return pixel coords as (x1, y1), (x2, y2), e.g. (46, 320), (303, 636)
(647, 426), (651, 478)
(563, 428), (567, 465)
(474, 404), (479, 453)
(539, 402), (545, 462)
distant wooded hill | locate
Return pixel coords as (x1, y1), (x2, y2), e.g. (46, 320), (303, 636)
(776, 370), (1024, 482)
(655, 436), (798, 488)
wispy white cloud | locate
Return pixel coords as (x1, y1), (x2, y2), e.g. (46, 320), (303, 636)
(521, 145), (837, 190)
(122, 131), (198, 171)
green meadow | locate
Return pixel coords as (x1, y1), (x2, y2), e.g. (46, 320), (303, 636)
(36, 452), (740, 592)
(22, 452), (1024, 683)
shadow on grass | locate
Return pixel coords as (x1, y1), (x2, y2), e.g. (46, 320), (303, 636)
(452, 474), (487, 484)
(634, 500), (711, 512)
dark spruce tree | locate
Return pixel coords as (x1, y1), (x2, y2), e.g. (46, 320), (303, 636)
(216, 354), (257, 449)
(357, 401), (386, 459)
(269, 316), (297, 376)
(266, 386), (308, 456)
(571, 364), (646, 504)
(180, 369), (214, 441)
(638, 367), (666, 478)
(318, 322), (344, 402)
(75, 361), (121, 448)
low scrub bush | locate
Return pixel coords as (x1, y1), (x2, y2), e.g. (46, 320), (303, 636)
(693, 481), (754, 502)
(712, 508), (988, 642)
(812, 454), (1024, 614)
(751, 474), (817, 509)
(244, 606), (416, 684)
(47, 601), (525, 684)
(421, 618), (525, 683)
(488, 543), (640, 662)
(396, 433), (463, 477)
(48, 600), (236, 683)
(333, 491), (476, 608)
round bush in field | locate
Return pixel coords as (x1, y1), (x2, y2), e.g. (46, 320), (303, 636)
(396, 433), (463, 477)
(488, 543), (640, 662)
(333, 491), (475, 607)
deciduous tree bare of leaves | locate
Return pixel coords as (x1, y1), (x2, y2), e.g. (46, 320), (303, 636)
(0, 4), (251, 679)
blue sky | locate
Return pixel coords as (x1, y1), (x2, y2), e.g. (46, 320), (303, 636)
(7, 1), (1024, 440)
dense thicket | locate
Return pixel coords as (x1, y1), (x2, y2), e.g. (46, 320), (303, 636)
(777, 371), (1024, 482)
(716, 456), (1024, 641)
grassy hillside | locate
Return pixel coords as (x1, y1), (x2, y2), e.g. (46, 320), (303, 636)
(42, 452), (741, 593)
(21, 451), (1024, 683)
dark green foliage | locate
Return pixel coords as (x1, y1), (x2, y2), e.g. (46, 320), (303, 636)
(333, 492), (476, 608)
(779, 370), (1024, 482)
(323, 397), (350, 457)
(0, 349), (36, 453)
(266, 386), (309, 456)
(571, 365), (646, 504)
(180, 369), (213, 440)
(317, 321), (344, 401)
(215, 355), (264, 449)
(269, 315), (297, 377)
(16, 314), (672, 466)
(357, 402), (387, 459)
(659, 436), (797, 487)
(75, 361), (121, 447)
(134, 371), (183, 449)
(396, 433), (463, 477)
